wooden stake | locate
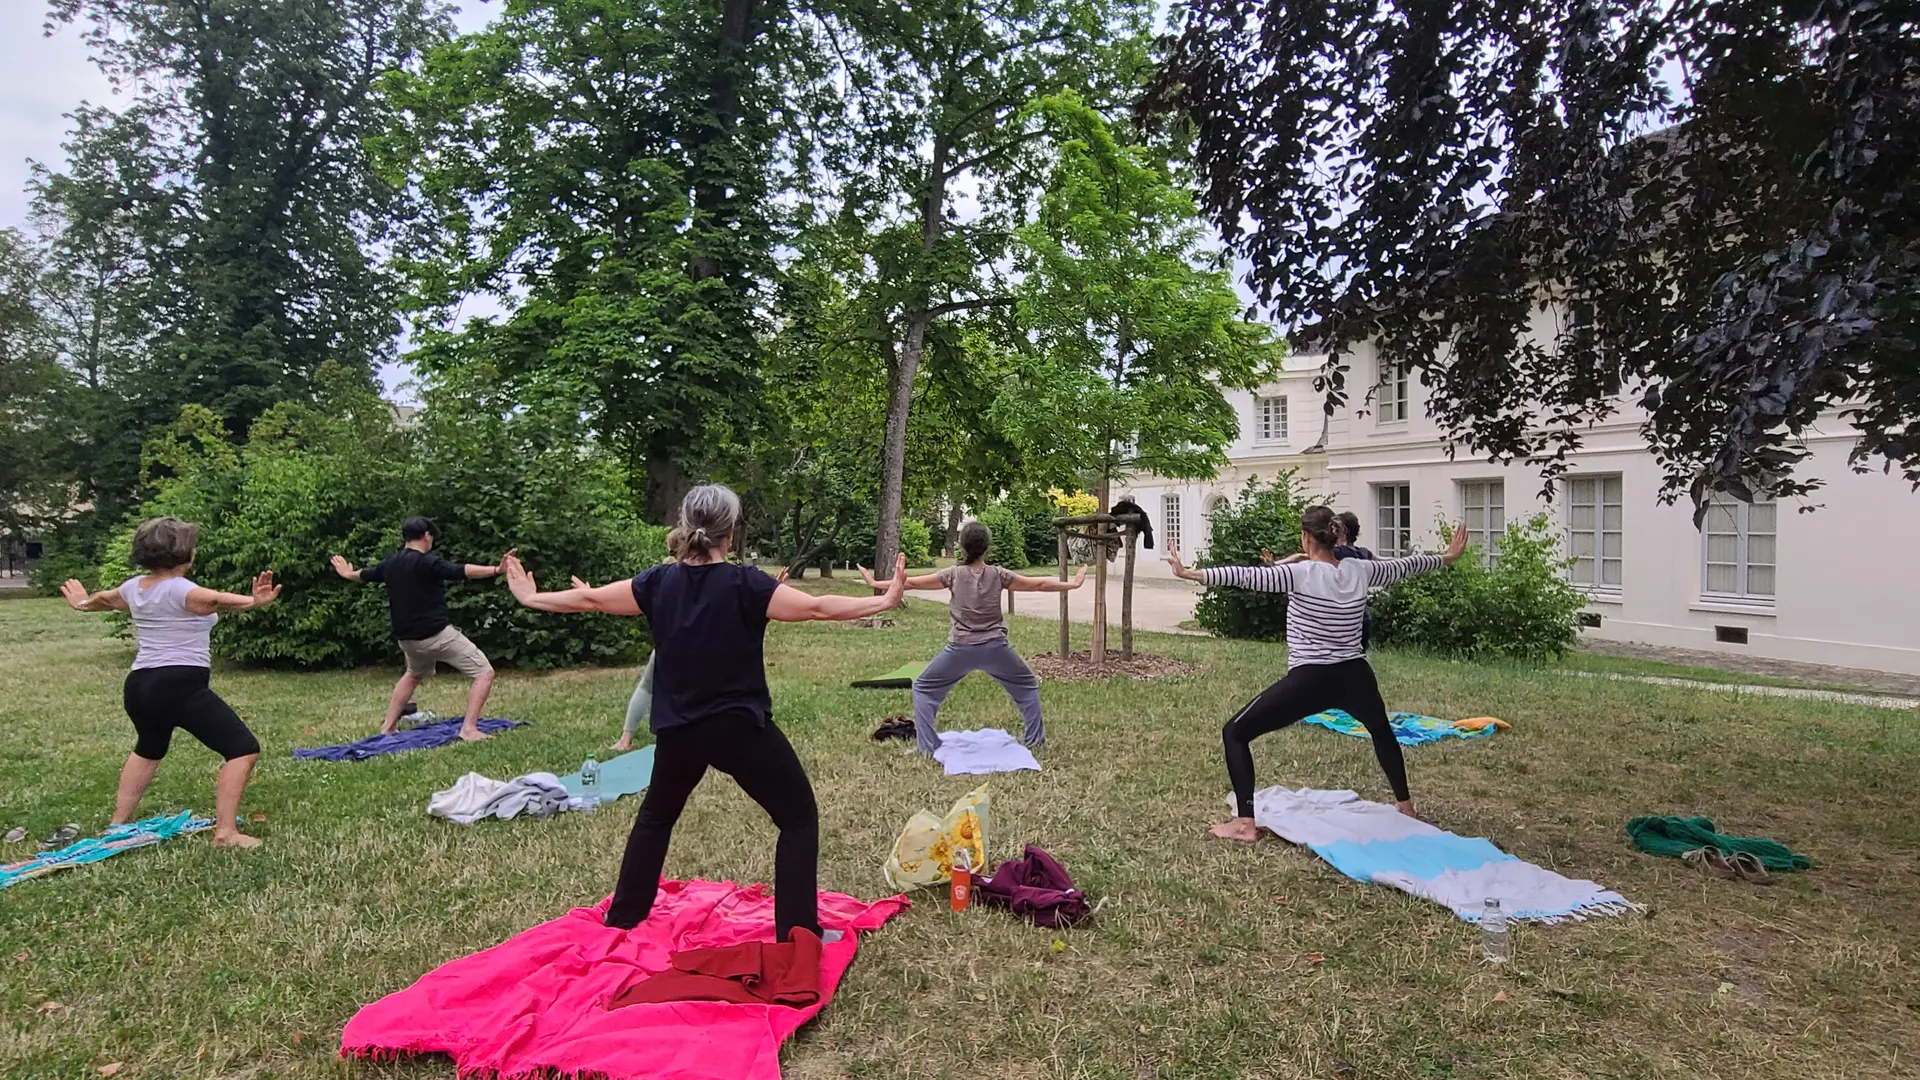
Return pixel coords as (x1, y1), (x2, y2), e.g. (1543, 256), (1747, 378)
(1058, 530), (1070, 658)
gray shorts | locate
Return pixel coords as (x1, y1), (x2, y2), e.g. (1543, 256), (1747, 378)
(398, 626), (491, 679)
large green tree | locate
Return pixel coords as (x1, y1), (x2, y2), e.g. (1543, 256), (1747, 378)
(33, 0), (450, 539)
(43, 0), (449, 429)
(804, 0), (1152, 577)
(1150, 0), (1918, 514)
(384, 0), (808, 520)
(996, 95), (1281, 658)
(0, 230), (78, 557)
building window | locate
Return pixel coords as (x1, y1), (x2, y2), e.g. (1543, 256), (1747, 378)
(1567, 475), (1623, 590)
(1461, 480), (1505, 568)
(1161, 493), (1183, 554)
(1374, 484), (1411, 557)
(1377, 358), (1409, 423)
(1202, 494), (1229, 552)
(1703, 493), (1775, 601)
(1256, 395), (1288, 443)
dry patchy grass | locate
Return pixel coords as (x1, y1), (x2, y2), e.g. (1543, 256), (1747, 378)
(0, 595), (1915, 1080)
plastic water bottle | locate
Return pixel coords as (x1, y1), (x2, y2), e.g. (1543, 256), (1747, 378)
(581, 753), (601, 812)
(1481, 898), (1510, 964)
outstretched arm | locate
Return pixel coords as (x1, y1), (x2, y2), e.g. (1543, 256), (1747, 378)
(1008, 566), (1088, 592)
(770, 554), (907, 621)
(185, 572), (282, 615)
(1362, 525), (1468, 586)
(464, 549), (514, 580)
(61, 580), (127, 613)
(1167, 546), (1296, 593)
(329, 555), (363, 583)
(504, 554), (641, 614)
(857, 564), (944, 591)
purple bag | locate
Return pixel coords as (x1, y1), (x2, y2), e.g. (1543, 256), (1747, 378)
(970, 845), (1092, 929)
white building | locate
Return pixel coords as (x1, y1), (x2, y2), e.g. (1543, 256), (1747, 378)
(1120, 337), (1920, 676)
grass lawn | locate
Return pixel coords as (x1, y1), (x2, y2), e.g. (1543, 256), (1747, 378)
(2, 590), (1915, 1080)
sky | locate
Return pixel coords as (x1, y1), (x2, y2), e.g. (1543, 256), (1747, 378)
(0, 2), (499, 400)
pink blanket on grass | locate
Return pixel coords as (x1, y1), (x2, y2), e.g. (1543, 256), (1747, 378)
(340, 879), (910, 1080)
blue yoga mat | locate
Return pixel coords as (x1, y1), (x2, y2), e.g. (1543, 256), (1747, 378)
(558, 745), (655, 802)
(293, 717), (521, 761)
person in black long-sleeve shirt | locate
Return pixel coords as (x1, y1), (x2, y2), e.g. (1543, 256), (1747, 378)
(330, 517), (509, 740)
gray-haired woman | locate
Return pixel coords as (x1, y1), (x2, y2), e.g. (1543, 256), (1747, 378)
(506, 483), (904, 943)
(863, 519), (1086, 754)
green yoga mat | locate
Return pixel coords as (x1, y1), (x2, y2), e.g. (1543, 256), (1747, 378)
(851, 661), (926, 689)
(559, 745), (655, 802)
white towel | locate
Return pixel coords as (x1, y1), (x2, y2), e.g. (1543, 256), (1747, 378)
(932, 729), (1041, 776)
(429, 771), (578, 824)
(1241, 786), (1641, 924)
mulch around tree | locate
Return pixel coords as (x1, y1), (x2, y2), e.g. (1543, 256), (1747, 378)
(1027, 651), (1199, 682)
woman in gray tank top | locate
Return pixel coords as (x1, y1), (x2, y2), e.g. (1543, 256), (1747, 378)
(862, 520), (1087, 754)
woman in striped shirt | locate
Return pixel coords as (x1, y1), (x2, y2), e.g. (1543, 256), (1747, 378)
(1166, 505), (1467, 839)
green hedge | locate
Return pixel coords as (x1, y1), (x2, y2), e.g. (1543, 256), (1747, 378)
(95, 369), (655, 669)
(1370, 513), (1584, 660)
(1192, 475), (1311, 641)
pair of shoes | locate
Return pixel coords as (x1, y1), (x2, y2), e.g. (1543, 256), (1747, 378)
(1682, 847), (1775, 885)
(871, 716), (914, 742)
(39, 823), (82, 849)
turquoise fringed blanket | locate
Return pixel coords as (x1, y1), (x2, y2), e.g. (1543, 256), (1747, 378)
(1306, 709), (1498, 746)
(0, 810), (211, 889)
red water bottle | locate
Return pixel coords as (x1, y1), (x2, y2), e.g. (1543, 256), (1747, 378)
(950, 847), (973, 912)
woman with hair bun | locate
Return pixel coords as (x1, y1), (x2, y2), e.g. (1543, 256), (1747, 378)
(1166, 505), (1466, 838)
(505, 483), (903, 943)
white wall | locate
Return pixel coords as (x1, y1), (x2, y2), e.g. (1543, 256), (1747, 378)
(1124, 322), (1920, 675)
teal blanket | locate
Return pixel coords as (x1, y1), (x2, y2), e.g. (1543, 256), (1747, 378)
(1305, 709), (1497, 747)
(559, 745), (655, 802)
(0, 810), (211, 889)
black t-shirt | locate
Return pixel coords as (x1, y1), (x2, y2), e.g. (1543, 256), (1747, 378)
(1334, 544), (1376, 561)
(363, 548), (468, 641)
(630, 562), (780, 733)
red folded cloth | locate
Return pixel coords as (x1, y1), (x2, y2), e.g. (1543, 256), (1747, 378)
(971, 845), (1092, 929)
(611, 927), (823, 1008)
(340, 879), (908, 1080)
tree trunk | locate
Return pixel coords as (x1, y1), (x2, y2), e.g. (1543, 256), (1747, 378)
(1122, 524), (1137, 661)
(945, 498), (963, 558)
(687, 0), (759, 283)
(643, 448), (689, 524)
(873, 135), (949, 582)
(1091, 472), (1111, 665)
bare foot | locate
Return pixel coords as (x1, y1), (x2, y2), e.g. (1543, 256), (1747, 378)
(212, 832), (263, 849)
(1396, 800), (1421, 820)
(458, 727), (492, 743)
(1209, 818), (1260, 842)
(610, 735), (633, 752)
(379, 725), (398, 736)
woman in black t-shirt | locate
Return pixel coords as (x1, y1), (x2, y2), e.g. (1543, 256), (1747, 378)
(505, 483), (905, 942)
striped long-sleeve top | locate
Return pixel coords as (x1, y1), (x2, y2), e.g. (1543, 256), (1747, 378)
(1200, 555), (1445, 667)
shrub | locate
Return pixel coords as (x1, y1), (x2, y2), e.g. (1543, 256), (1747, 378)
(973, 501), (1028, 567)
(898, 518), (934, 567)
(97, 368), (653, 669)
(1369, 513), (1584, 660)
(1192, 474), (1312, 641)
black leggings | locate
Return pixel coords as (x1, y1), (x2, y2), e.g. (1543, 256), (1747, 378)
(1224, 658), (1408, 817)
(123, 666), (261, 761)
(607, 710), (820, 941)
